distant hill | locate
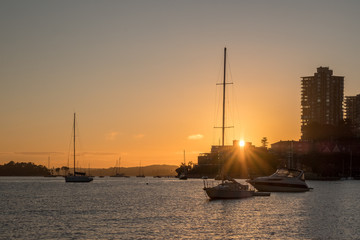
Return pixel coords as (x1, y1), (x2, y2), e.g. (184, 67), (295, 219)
(0, 161), (178, 177)
(89, 164), (178, 177)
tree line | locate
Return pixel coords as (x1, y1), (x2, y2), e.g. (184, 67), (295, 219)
(0, 161), (50, 176)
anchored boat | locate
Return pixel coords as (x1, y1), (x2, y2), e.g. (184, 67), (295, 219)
(246, 168), (312, 192)
(202, 48), (263, 199)
(65, 113), (93, 183)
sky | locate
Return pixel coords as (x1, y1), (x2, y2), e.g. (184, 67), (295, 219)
(1, 0), (360, 168)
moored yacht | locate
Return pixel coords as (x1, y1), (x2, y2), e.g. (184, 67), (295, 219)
(202, 48), (263, 200)
(66, 173), (93, 182)
(204, 177), (255, 199)
(65, 113), (93, 183)
(246, 168), (311, 192)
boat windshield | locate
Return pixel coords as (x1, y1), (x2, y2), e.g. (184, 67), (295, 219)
(273, 169), (301, 178)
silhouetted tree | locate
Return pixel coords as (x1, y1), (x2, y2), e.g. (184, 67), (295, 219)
(261, 137), (268, 148)
(0, 161), (50, 176)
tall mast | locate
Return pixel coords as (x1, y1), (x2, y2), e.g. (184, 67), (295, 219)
(215, 48), (233, 145)
(222, 47), (226, 147)
(183, 150), (186, 164)
(73, 113), (76, 175)
(184, 150), (186, 173)
(119, 157), (121, 173)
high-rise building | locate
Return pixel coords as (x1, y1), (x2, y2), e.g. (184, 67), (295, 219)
(345, 94), (360, 136)
(301, 67), (344, 140)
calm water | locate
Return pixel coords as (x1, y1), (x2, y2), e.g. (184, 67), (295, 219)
(0, 177), (359, 240)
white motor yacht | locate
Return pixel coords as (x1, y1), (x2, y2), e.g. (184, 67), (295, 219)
(246, 168), (311, 192)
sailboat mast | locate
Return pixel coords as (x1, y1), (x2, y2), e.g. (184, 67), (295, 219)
(73, 113), (76, 175)
(222, 47), (227, 147)
(184, 150), (186, 173)
(119, 157), (121, 173)
(184, 150), (186, 164)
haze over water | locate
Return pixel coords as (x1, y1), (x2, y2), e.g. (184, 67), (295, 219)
(1, 177), (359, 239)
(2, 1), (360, 168)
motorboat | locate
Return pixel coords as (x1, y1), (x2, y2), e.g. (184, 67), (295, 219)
(246, 168), (311, 192)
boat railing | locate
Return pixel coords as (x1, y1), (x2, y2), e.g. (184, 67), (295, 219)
(203, 179), (215, 189)
(203, 179), (255, 191)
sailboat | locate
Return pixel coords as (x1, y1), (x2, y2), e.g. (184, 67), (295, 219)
(110, 157), (126, 177)
(65, 113), (93, 183)
(203, 48), (258, 199)
(179, 150), (188, 180)
(136, 160), (145, 177)
(44, 156), (56, 177)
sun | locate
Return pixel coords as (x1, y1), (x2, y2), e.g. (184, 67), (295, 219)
(239, 140), (245, 147)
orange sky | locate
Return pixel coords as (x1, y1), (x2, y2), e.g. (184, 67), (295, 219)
(1, 1), (360, 168)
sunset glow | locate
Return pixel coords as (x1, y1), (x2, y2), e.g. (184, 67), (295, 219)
(1, 1), (360, 168)
(239, 140), (245, 147)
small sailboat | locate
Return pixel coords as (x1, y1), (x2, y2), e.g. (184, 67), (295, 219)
(44, 156), (56, 177)
(203, 48), (259, 199)
(179, 150), (188, 180)
(136, 160), (145, 177)
(65, 113), (93, 183)
(110, 157), (126, 177)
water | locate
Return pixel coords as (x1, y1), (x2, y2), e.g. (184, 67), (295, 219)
(1, 177), (359, 239)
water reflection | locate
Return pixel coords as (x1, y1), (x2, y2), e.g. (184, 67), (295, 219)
(0, 177), (359, 239)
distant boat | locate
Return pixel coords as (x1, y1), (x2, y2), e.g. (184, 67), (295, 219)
(65, 113), (93, 183)
(44, 156), (56, 177)
(179, 150), (188, 180)
(110, 157), (128, 177)
(246, 168), (312, 192)
(203, 48), (259, 199)
(136, 160), (145, 177)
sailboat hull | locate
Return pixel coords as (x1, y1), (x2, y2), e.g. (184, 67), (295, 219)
(65, 113), (93, 183)
(203, 180), (254, 199)
(65, 176), (93, 182)
(204, 187), (254, 199)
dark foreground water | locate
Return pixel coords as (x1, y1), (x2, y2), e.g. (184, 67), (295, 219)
(0, 177), (359, 239)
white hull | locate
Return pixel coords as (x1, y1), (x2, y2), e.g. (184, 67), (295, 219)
(247, 168), (311, 192)
(65, 176), (93, 182)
